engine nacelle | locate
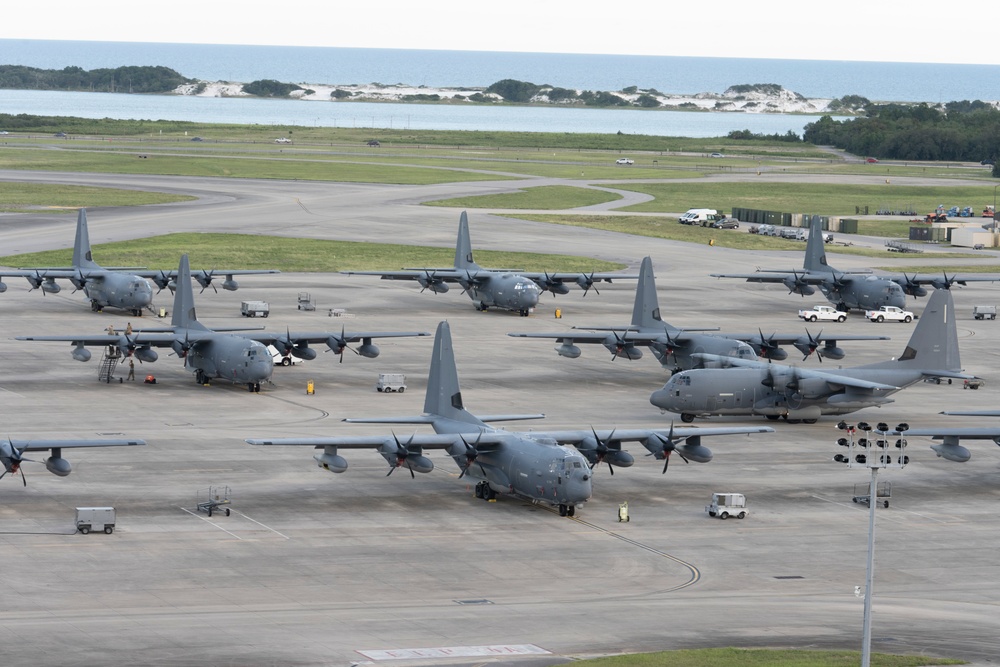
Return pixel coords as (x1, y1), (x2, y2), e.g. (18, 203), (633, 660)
(417, 276), (449, 293)
(931, 442), (972, 463)
(41, 279), (61, 294)
(556, 343), (582, 358)
(606, 450), (635, 467)
(171, 341), (189, 358)
(45, 456), (72, 477)
(291, 345), (317, 360)
(822, 344), (845, 360)
(134, 346), (158, 363)
(222, 277), (239, 291)
(357, 343), (380, 359)
(540, 279), (569, 295)
(313, 451), (349, 473)
(71, 344), (92, 362)
(575, 275), (594, 290)
(680, 441), (713, 463)
(781, 276), (815, 296)
(0, 280), (6, 293)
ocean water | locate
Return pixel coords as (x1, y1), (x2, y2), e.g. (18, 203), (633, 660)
(4, 39), (998, 101)
(0, 40), (994, 136)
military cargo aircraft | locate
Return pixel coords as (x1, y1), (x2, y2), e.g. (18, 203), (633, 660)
(650, 289), (974, 423)
(1, 436), (145, 485)
(342, 211), (639, 316)
(0, 209), (279, 315)
(711, 215), (994, 312)
(508, 256), (889, 371)
(247, 321), (774, 517)
(16, 254), (430, 392)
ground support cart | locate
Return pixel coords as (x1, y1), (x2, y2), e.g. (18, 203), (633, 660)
(197, 486), (232, 517)
(853, 481), (891, 508)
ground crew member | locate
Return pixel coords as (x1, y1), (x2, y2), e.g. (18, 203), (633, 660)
(128, 358), (135, 381)
(126, 322), (133, 335)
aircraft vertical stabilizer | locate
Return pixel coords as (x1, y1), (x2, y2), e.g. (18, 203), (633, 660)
(170, 254), (208, 331)
(630, 256), (667, 329)
(71, 209), (99, 269)
(452, 211), (481, 271)
(868, 288), (961, 371)
(803, 215), (833, 273)
(423, 321), (481, 425)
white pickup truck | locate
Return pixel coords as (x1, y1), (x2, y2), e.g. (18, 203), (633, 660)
(798, 305), (847, 322)
(865, 306), (914, 323)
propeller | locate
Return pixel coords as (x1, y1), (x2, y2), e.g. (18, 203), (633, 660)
(578, 272), (600, 297)
(153, 270), (173, 294)
(609, 331), (631, 361)
(939, 271), (957, 290)
(656, 423), (689, 474)
(457, 432), (484, 479)
(386, 432), (416, 478)
(26, 270), (45, 295)
(785, 270), (809, 296)
(0, 439), (34, 487)
(588, 427), (617, 475)
(756, 328), (782, 360)
(800, 328), (824, 362)
(326, 325), (359, 363)
(70, 269), (87, 293)
(458, 269), (476, 296)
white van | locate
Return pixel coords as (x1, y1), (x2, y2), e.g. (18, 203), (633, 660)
(678, 208), (719, 225)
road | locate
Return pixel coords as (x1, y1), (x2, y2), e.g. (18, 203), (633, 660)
(0, 169), (998, 667)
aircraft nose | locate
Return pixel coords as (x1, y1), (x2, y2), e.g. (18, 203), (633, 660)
(649, 387), (672, 408)
(522, 290), (539, 307)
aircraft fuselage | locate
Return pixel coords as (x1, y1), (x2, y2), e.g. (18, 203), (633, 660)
(470, 274), (540, 314)
(651, 366), (928, 421)
(84, 272), (154, 314)
(187, 335), (273, 386)
(823, 275), (906, 311)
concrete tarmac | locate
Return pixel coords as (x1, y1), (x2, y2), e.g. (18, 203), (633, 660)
(1, 171), (998, 666)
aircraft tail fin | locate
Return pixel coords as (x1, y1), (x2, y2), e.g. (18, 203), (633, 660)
(868, 289), (961, 371)
(170, 254), (208, 331)
(803, 215), (833, 273)
(453, 211), (481, 271)
(71, 209), (99, 269)
(630, 256), (670, 328)
(423, 321), (485, 426)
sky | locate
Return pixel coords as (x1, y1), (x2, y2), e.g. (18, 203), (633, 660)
(1, 1), (996, 66)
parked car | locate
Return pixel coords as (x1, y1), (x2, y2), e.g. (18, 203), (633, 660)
(366, 139), (381, 147)
(615, 158), (634, 165)
(981, 159), (995, 166)
(54, 132), (67, 138)
(710, 152), (724, 158)
(866, 157), (879, 163)
(190, 136), (203, 142)
(710, 217), (739, 229)
(274, 137), (292, 144)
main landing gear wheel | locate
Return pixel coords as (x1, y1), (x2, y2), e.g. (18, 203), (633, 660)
(558, 504), (568, 517)
(195, 369), (206, 385)
(680, 413), (695, 423)
(247, 382), (261, 393)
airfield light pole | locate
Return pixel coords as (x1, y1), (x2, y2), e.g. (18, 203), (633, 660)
(833, 420), (909, 667)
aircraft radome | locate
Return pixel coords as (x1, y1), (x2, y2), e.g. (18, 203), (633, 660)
(509, 256), (890, 371)
(711, 215), (995, 312)
(0, 209), (279, 315)
(342, 211), (639, 316)
(650, 289), (975, 423)
(16, 254), (431, 393)
(247, 321), (774, 517)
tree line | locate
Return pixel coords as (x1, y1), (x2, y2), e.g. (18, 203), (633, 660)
(804, 102), (1000, 170)
(0, 65), (191, 93)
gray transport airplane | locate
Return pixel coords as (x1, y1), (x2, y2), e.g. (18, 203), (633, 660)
(1, 436), (145, 486)
(16, 254), (430, 393)
(508, 256), (890, 370)
(711, 215), (994, 312)
(0, 209), (279, 315)
(247, 321), (773, 517)
(342, 211), (639, 316)
(650, 288), (975, 423)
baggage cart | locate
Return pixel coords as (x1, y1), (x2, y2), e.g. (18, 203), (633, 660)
(197, 486), (232, 517)
(853, 481), (891, 508)
(297, 292), (315, 311)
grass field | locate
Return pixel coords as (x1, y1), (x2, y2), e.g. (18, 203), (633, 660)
(0, 233), (627, 273)
(0, 182), (194, 212)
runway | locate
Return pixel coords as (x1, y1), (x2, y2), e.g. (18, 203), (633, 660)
(1, 171), (998, 666)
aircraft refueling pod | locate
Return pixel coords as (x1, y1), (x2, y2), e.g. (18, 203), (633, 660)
(556, 341), (582, 358)
(0, 279), (7, 293)
(222, 274), (239, 291)
(314, 445), (349, 473)
(71, 342), (92, 362)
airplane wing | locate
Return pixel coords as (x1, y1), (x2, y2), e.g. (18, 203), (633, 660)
(888, 273), (997, 290)
(246, 434), (472, 448)
(519, 271), (640, 293)
(9, 438), (147, 452)
(886, 427), (1000, 463)
(710, 270), (831, 285)
(141, 268), (280, 292)
(690, 354), (900, 391)
(536, 425), (775, 444)
(242, 330), (431, 359)
(341, 269), (469, 282)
